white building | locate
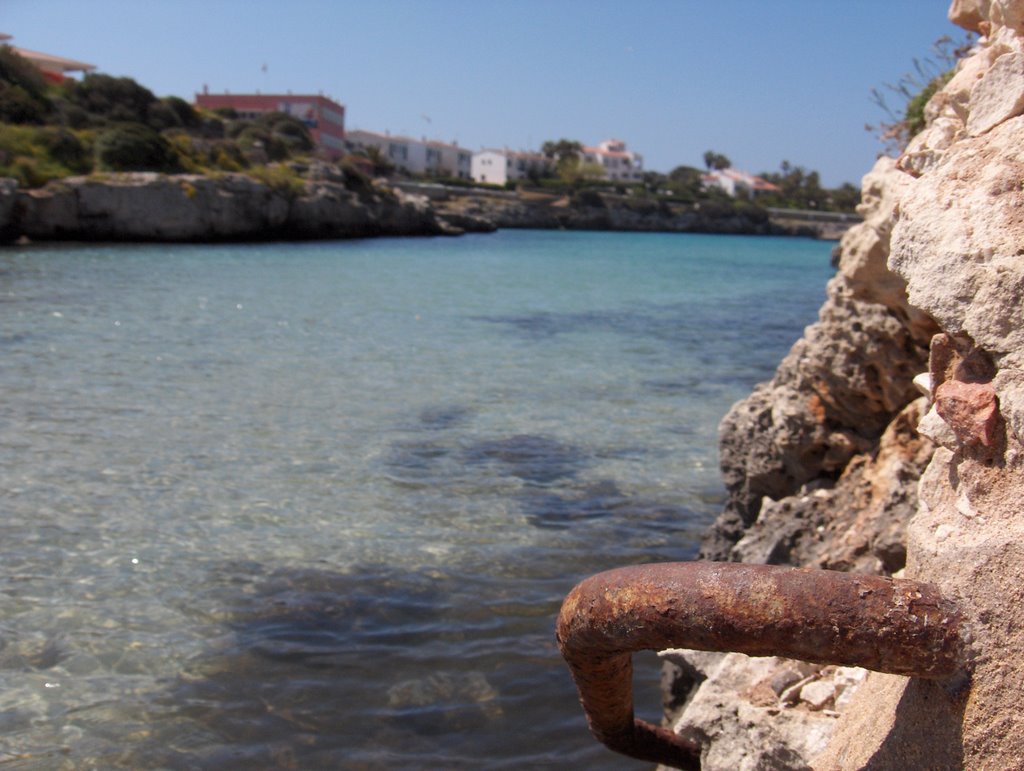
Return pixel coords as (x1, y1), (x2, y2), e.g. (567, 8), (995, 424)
(346, 129), (472, 179)
(471, 149), (552, 185)
(580, 139), (643, 183)
(426, 139), (473, 179)
(701, 169), (780, 198)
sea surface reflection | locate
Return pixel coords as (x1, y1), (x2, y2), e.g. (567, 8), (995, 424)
(0, 230), (832, 768)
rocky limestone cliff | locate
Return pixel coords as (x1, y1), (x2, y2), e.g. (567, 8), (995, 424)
(661, 153), (940, 770)
(1, 173), (454, 243)
(432, 187), (828, 236)
(0, 174), (850, 245)
(699, 154), (939, 565)
(664, 2), (1024, 767)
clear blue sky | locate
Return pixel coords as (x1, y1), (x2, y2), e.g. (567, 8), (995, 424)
(5, 0), (962, 186)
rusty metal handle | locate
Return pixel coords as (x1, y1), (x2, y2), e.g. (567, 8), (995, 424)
(556, 561), (964, 768)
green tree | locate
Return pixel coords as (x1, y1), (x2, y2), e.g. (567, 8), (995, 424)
(703, 150), (731, 171)
(668, 165), (704, 195)
(541, 138), (583, 162)
(828, 182), (861, 212)
(759, 161), (857, 212)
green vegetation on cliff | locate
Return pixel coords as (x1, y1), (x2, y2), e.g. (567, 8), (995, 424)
(0, 46), (316, 187)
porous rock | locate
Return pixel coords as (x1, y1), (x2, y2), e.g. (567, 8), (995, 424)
(672, 2), (1024, 767)
(730, 397), (933, 574)
(966, 51), (1024, 135)
(660, 651), (832, 771)
(701, 157), (935, 559)
(818, 0), (1024, 766)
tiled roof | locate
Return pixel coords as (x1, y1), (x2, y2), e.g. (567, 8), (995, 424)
(12, 45), (95, 73)
(705, 169), (780, 192)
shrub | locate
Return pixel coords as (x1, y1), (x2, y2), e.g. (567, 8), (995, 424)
(696, 199), (734, 219)
(225, 118), (253, 140)
(340, 158), (374, 196)
(52, 99), (90, 129)
(161, 96), (200, 128)
(0, 46), (50, 124)
(258, 111), (313, 152)
(197, 115), (225, 139)
(64, 74), (157, 125)
(146, 96), (201, 131)
(0, 124), (93, 186)
(572, 189), (605, 209)
(146, 100), (183, 131)
(0, 46), (47, 95)
(162, 131), (205, 173)
(41, 128), (90, 172)
(213, 145), (246, 171)
(734, 200), (769, 223)
(0, 84), (48, 124)
(95, 122), (179, 172)
(247, 164), (305, 198)
(905, 70), (954, 140)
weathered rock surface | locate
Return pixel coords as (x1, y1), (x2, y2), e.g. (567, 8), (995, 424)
(660, 651), (842, 771)
(2, 174), (850, 244)
(729, 397), (933, 574)
(819, 2), (1024, 763)
(6, 173), (451, 243)
(0, 177), (17, 241)
(433, 188), (826, 236)
(671, 150), (936, 767)
(700, 156), (937, 561)
(667, 1), (1024, 768)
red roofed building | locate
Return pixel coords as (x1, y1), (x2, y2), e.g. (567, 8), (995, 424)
(701, 168), (781, 198)
(195, 89), (346, 158)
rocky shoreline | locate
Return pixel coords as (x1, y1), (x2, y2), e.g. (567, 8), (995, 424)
(0, 173), (455, 244)
(657, 1), (1024, 767)
(0, 173), (852, 245)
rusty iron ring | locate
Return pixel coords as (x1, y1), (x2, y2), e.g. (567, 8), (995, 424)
(556, 561), (964, 768)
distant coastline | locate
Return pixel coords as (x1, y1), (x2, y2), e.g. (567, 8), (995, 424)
(0, 173), (859, 246)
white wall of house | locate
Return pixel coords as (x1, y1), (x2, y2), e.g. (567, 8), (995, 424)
(472, 150), (551, 185)
(581, 139), (644, 183)
(433, 143), (473, 179)
(703, 171), (738, 196)
(701, 169), (780, 198)
(472, 151), (510, 185)
(348, 130), (470, 178)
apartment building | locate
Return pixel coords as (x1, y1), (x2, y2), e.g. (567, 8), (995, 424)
(347, 130), (472, 179)
(581, 139), (643, 183)
(471, 150), (551, 185)
(194, 90), (346, 158)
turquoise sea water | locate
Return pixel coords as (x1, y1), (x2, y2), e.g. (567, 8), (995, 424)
(0, 230), (833, 769)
